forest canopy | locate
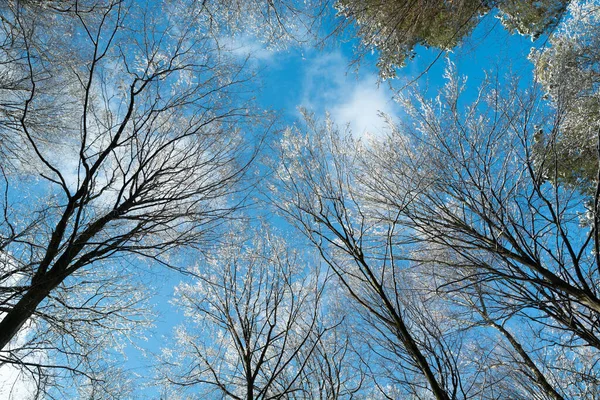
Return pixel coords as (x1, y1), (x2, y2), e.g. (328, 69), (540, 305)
(0, 0), (599, 399)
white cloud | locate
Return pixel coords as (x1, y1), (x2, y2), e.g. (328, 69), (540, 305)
(0, 363), (38, 400)
(300, 51), (398, 138)
(0, 253), (45, 400)
(0, 322), (43, 400)
(330, 77), (395, 138)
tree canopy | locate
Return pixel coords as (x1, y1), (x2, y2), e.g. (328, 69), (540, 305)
(1, 0), (600, 399)
(336, 0), (570, 78)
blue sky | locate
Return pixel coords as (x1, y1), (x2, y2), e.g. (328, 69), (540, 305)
(0, 5), (548, 397)
(113, 12), (544, 398)
(249, 12), (537, 138)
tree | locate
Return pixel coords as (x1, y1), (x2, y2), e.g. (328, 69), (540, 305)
(270, 52), (600, 396)
(298, 322), (368, 399)
(190, 0), (334, 47)
(0, 0), (266, 394)
(270, 113), (464, 400)
(159, 224), (334, 400)
(0, 0), (101, 169)
(334, 0), (569, 78)
(531, 0), (600, 192)
(360, 62), (600, 398)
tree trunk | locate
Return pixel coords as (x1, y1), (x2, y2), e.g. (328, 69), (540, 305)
(492, 321), (564, 400)
(0, 278), (57, 350)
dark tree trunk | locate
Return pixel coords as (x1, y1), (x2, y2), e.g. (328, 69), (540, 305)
(0, 277), (58, 350)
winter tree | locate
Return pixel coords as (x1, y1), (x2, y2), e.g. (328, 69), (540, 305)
(270, 113), (465, 400)
(335, 0), (569, 78)
(0, 0), (275, 395)
(531, 0), (600, 192)
(159, 224), (347, 399)
(271, 48), (600, 396)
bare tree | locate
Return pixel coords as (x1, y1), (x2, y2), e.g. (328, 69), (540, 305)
(160, 223), (333, 400)
(0, 0), (266, 394)
(358, 60), (600, 398)
(270, 112), (464, 400)
(190, 0), (335, 47)
(269, 52), (600, 395)
(297, 311), (368, 399)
